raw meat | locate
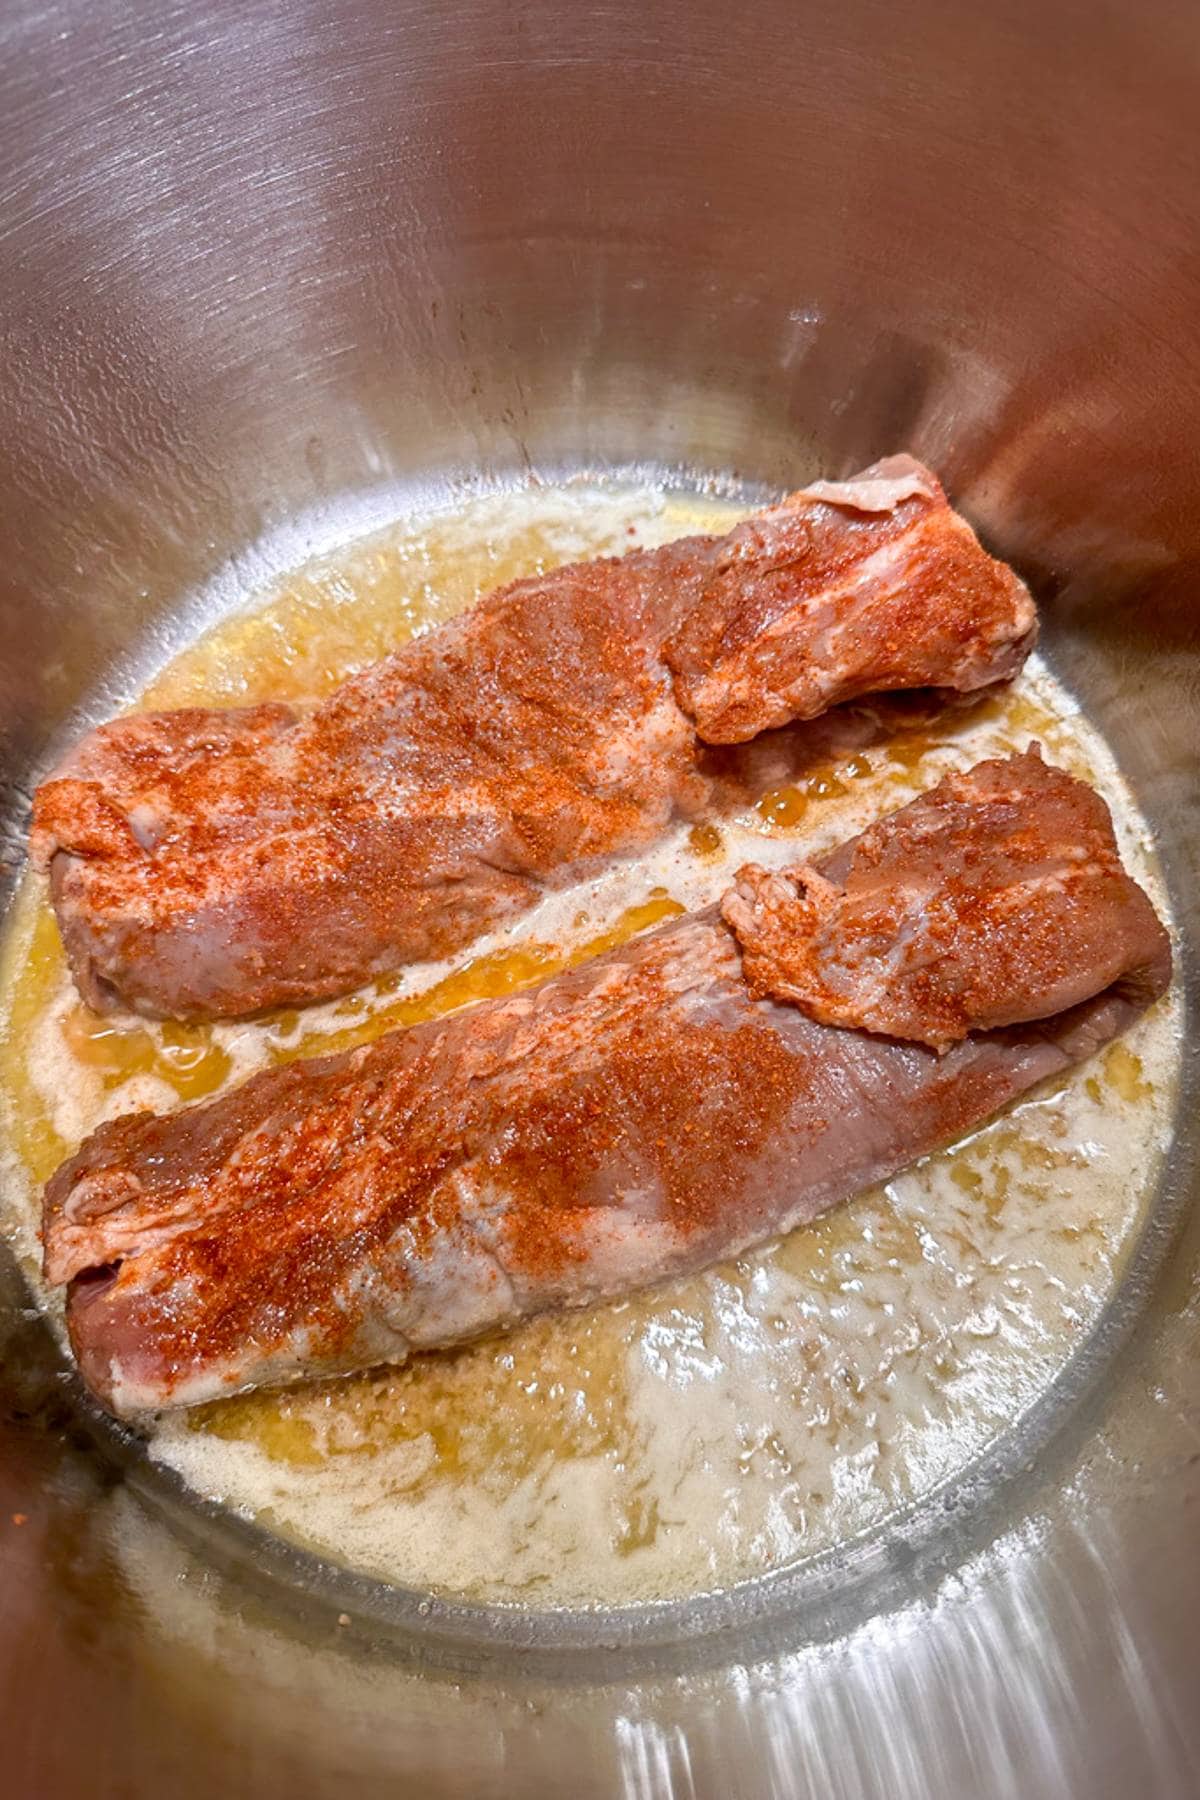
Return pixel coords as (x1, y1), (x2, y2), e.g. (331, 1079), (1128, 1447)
(43, 753), (1168, 1419)
(30, 457), (1036, 1020)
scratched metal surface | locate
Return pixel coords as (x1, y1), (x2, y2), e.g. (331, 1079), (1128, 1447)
(1, 0), (1198, 1795)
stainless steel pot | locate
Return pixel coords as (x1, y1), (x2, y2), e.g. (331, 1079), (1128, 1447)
(1, 1), (1197, 1794)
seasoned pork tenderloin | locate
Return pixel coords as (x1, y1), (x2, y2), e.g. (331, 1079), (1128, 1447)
(31, 457), (1035, 1020)
(43, 750), (1168, 1419)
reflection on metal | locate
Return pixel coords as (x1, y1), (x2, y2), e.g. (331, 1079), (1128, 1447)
(0, 0), (1198, 1793)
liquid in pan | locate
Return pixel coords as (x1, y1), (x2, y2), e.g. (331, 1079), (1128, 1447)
(0, 477), (1182, 1607)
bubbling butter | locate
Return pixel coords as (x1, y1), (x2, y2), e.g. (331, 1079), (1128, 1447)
(0, 479), (1181, 1608)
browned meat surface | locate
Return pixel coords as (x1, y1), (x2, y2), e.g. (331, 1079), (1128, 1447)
(30, 456), (1036, 1021)
(43, 755), (1168, 1420)
(722, 747), (1167, 1050)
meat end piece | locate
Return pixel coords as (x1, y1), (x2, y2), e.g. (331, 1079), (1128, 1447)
(664, 454), (1037, 743)
(721, 746), (1171, 1049)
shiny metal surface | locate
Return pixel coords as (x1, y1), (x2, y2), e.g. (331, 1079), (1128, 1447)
(1, 0), (1198, 1794)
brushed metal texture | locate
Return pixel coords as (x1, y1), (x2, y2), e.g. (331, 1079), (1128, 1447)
(1, 1), (1197, 1795)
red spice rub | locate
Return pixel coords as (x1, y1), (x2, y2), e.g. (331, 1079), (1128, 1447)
(30, 456), (1035, 1021)
(664, 460), (1035, 741)
(722, 747), (1169, 1050)
(42, 754), (1167, 1420)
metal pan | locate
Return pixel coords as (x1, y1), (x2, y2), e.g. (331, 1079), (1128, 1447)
(1, 1), (1197, 1794)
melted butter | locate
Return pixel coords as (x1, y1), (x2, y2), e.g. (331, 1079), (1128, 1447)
(687, 821), (724, 859)
(267, 893), (686, 1067)
(0, 479), (1182, 1608)
(0, 899), (71, 1187)
(63, 1012), (234, 1101)
(749, 691), (1064, 834)
(135, 501), (647, 711)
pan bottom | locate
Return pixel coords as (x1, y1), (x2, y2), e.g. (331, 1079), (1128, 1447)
(0, 471), (1183, 1623)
